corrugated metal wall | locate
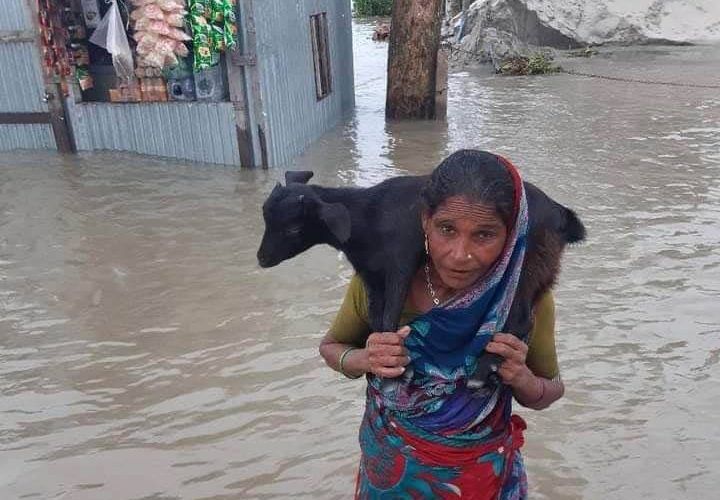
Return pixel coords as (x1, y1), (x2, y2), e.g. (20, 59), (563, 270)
(0, 124), (55, 150)
(69, 102), (240, 165)
(0, 0), (56, 151)
(0, 0), (31, 31)
(254, 0), (354, 166)
(0, 43), (49, 113)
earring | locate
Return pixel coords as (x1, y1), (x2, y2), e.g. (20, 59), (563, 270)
(424, 233), (429, 255)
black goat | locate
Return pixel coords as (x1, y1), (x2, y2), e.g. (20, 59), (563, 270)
(257, 165), (585, 384)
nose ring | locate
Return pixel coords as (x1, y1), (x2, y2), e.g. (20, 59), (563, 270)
(467, 254), (472, 259)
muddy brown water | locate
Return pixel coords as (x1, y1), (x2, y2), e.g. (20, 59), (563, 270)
(1, 21), (719, 500)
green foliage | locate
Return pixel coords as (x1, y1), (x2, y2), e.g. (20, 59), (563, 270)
(354, 0), (393, 17)
(527, 52), (561, 74)
(498, 52), (562, 76)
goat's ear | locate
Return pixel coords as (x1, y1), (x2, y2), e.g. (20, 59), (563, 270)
(319, 202), (351, 244)
(285, 170), (314, 185)
(562, 207), (586, 243)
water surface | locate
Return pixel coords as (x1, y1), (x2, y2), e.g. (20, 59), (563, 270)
(1, 22), (719, 500)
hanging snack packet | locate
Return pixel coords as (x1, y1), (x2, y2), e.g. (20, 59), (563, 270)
(210, 25), (225, 52)
(211, 0), (224, 23)
(141, 5), (166, 20)
(167, 27), (191, 41)
(134, 16), (151, 31)
(157, 0), (186, 12)
(148, 20), (172, 36)
(165, 12), (186, 27)
(223, 0), (237, 49)
(174, 41), (189, 58)
(189, 0), (211, 18)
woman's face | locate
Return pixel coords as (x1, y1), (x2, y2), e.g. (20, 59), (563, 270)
(422, 196), (508, 291)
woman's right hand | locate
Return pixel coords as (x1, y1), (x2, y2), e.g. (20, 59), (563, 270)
(365, 326), (412, 378)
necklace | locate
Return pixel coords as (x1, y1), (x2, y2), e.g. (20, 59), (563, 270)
(424, 262), (441, 306)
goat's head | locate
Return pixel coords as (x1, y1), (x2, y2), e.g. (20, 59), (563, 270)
(257, 170), (351, 268)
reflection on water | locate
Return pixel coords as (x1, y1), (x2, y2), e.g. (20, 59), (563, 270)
(1, 21), (719, 500)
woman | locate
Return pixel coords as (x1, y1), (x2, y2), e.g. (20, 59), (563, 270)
(319, 150), (565, 499)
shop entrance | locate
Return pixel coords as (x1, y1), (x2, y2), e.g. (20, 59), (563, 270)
(4, 0), (257, 166)
(49, 0), (235, 106)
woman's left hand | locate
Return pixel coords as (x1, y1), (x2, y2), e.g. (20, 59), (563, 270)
(485, 333), (534, 389)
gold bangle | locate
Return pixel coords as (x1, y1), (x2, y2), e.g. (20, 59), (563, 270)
(339, 347), (362, 379)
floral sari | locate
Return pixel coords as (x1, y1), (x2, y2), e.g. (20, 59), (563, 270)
(356, 157), (530, 500)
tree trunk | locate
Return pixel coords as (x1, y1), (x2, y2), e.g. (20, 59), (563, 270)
(385, 0), (444, 119)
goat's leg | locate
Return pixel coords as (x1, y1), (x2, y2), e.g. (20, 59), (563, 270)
(366, 285), (386, 334)
(503, 294), (533, 339)
(468, 352), (504, 389)
(470, 282), (534, 389)
(381, 264), (414, 332)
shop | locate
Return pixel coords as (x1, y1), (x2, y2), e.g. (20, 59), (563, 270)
(0, 0), (354, 167)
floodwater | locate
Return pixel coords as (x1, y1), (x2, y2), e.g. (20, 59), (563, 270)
(1, 20), (719, 500)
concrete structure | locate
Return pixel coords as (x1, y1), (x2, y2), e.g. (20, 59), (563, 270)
(452, 0), (720, 65)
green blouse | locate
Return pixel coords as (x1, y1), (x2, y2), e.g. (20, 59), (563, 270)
(328, 274), (560, 379)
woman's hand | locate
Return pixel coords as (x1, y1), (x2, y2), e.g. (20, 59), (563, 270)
(485, 333), (534, 389)
(365, 326), (412, 378)
(485, 332), (566, 409)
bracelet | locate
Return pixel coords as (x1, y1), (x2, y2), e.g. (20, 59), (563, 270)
(339, 347), (362, 379)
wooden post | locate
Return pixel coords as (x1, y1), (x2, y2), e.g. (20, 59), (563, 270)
(227, 50), (256, 168)
(46, 83), (75, 153)
(237, 0), (268, 168)
(385, 0), (444, 120)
